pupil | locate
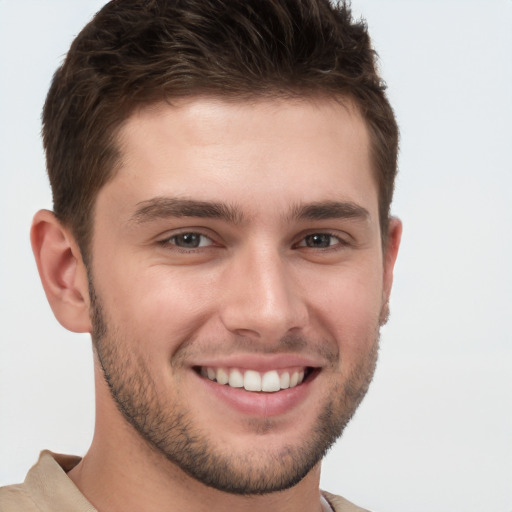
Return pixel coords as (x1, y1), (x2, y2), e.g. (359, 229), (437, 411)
(177, 233), (200, 248)
(306, 234), (330, 248)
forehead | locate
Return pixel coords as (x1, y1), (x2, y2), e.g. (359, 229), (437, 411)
(99, 96), (378, 226)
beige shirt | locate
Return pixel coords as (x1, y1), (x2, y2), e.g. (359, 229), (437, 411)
(0, 451), (370, 512)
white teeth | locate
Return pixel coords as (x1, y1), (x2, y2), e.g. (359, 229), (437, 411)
(228, 368), (244, 388)
(244, 370), (262, 391)
(216, 368), (229, 385)
(201, 367), (308, 392)
(261, 370), (280, 392)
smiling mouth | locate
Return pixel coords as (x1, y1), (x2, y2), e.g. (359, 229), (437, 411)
(194, 366), (316, 393)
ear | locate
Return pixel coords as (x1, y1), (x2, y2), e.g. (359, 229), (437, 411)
(31, 210), (92, 333)
(380, 217), (402, 324)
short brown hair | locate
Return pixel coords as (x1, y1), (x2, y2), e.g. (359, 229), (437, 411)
(43, 0), (398, 262)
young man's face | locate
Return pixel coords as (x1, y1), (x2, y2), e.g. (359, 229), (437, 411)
(87, 97), (400, 493)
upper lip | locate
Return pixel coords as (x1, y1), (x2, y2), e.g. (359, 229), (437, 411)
(190, 353), (325, 372)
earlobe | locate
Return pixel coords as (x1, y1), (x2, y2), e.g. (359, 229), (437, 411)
(31, 210), (92, 333)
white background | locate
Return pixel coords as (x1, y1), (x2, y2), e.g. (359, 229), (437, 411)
(0, 1), (511, 511)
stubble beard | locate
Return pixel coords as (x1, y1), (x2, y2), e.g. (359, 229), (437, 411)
(89, 279), (380, 495)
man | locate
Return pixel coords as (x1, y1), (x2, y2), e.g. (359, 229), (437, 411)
(0, 0), (401, 511)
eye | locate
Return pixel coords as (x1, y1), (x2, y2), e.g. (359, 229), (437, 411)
(164, 232), (214, 249)
(296, 233), (343, 249)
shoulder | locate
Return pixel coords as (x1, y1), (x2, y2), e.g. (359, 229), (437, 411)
(0, 451), (95, 512)
(322, 490), (373, 512)
(0, 483), (41, 512)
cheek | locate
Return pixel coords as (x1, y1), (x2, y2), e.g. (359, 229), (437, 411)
(96, 262), (218, 352)
(306, 265), (383, 354)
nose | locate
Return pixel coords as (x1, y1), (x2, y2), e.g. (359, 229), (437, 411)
(219, 245), (308, 340)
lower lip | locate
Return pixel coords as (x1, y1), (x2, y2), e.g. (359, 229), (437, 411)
(195, 371), (317, 417)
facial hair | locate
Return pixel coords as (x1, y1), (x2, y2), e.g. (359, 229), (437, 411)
(89, 277), (380, 495)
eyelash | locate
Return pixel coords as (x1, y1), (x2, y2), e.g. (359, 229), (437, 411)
(158, 231), (216, 252)
(294, 232), (348, 250)
(158, 230), (350, 252)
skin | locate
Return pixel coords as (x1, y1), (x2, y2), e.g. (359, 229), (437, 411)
(31, 97), (401, 512)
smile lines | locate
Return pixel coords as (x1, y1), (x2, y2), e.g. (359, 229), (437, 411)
(198, 367), (307, 392)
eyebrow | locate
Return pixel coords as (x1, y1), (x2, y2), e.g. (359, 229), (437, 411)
(288, 201), (370, 222)
(130, 197), (370, 226)
(130, 197), (245, 225)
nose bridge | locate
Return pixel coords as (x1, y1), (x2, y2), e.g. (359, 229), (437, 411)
(219, 242), (307, 338)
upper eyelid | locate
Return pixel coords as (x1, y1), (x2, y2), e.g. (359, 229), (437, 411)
(295, 233), (347, 248)
(154, 233), (214, 252)
(171, 233), (212, 242)
(154, 227), (352, 246)
(157, 227), (217, 242)
(294, 229), (352, 243)
(157, 232), (218, 252)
